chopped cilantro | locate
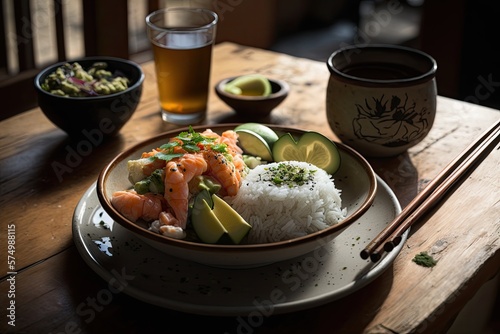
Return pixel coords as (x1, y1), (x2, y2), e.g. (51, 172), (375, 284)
(176, 126), (217, 150)
(159, 142), (180, 150)
(212, 143), (228, 153)
(148, 127), (228, 161)
(154, 152), (184, 162)
(183, 143), (201, 152)
(412, 252), (437, 268)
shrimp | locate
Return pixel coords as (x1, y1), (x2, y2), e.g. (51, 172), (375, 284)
(159, 225), (186, 239)
(220, 130), (244, 155)
(159, 211), (179, 226)
(139, 138), (187, 176)
(232, 153), (247, 179)
(111, 190), (164, 222)
(139, 149), (167, 176)
(204, 150), (240, 196)
(202, 129), (243, 155)
(164, 153), (208, 228)
(202, 129), (247, 178)
(200, 128), (219, 139)
(158, 211), (186, 239)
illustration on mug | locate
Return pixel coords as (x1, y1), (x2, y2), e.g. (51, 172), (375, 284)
(353, 94), (431, 147)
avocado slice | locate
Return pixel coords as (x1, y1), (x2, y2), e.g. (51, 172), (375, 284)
(212, 195), (252, 244)
(191, 191), (226, 244)
(191, 191), (252, 244)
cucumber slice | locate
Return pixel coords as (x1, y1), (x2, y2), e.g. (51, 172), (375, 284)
(234, 123), (279, 148)
(235, 129), (273, 161)
(273, 131), (341, 175)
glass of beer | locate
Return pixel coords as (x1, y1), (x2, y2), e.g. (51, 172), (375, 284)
(146, 8), (218, 124)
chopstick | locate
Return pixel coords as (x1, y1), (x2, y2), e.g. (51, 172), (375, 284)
(360, 119), (500, 263)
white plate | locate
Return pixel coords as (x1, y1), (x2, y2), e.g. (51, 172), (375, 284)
(98, 125), (378, 268)
(72, 176), (407, 316)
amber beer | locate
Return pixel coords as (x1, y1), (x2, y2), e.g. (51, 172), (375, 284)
(152, 40), (212, 116)
(146, 8), (217, 124)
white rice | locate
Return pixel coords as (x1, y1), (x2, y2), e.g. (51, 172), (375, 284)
(227, 161), (346, 244)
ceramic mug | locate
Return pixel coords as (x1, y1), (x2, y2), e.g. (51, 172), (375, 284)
(326, 45), (437, 157)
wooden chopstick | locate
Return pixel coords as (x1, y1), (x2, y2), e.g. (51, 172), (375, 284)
(361, 119), (500, 262)
(370, 123), (500, 262)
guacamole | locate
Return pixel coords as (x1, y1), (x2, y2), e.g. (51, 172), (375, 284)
(41, 62), (129, 97)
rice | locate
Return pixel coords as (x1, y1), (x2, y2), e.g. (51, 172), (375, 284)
(227, 161), (346, 244)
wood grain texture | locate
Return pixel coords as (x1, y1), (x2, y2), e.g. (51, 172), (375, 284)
(0, 43), (499, 334)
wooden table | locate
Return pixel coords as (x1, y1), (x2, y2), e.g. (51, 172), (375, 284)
(1, 42), (499, 333)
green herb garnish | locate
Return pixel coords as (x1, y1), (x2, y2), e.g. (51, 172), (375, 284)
(159, 141), (180, 150)
(149, 126), (228, 162)
(176, 126), (218, 151)
(211, 143), (228, 153)
(153, 152), (184, 162)
(265, 163), (317, 187)
(412, 252), (437, 268)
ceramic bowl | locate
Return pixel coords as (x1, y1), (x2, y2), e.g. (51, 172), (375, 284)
(35, 56), (144, 139)
(215, 77), (289, 118)
(326, 44), (437, 157)
(97, 124), (377, 268)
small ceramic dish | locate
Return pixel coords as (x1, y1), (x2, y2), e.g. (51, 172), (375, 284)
(34, 56), (144, 139)
(215, 77), (289, 118)
(97, 124), (377, 268)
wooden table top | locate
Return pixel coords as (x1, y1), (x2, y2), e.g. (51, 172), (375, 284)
(1, 42), (499, 334)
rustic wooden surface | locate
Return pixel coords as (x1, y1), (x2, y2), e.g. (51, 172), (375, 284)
(0, 42), (499, 334)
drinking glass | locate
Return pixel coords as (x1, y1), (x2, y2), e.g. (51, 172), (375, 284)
(146, 8), (218, 124)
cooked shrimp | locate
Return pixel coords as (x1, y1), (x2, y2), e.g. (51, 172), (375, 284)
(202, 129), (243, 154)
(204, 150), (240, 196)
(158, 211), (186, 239)
(220, 130), (244, 155)
(139, 139), (188, 176)
(159, 211), (179, 226)
(164, 153), (208, 228)
(232, 153), (247, 179)
(201, 129), (246, 179)
(220, 130), (246, 178)
(111, 190), (164, 222)
(159, 225), (186, 239)
(200, 128), (218, 138)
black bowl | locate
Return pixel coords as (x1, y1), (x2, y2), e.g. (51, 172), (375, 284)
(35, 57), (145, 139)
(215, 76), (289, 118)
